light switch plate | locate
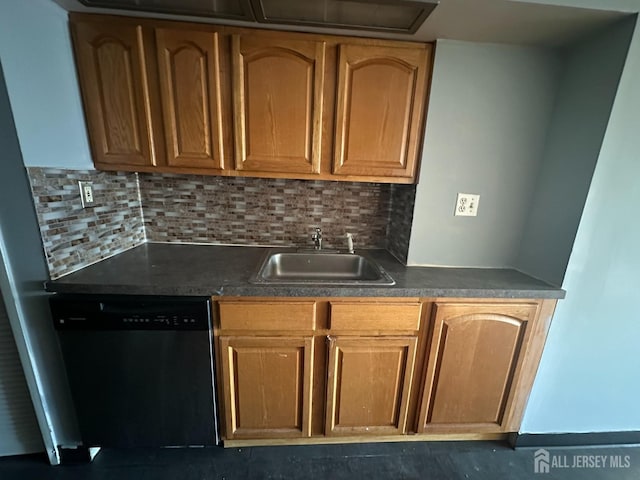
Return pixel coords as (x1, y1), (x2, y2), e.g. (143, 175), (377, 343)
(455, 193), (480, 217)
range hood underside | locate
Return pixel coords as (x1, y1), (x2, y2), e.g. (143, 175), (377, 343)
(77, 0), (439, 34)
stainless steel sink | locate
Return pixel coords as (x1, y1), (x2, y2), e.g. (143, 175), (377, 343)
(250, 250), (395, 285)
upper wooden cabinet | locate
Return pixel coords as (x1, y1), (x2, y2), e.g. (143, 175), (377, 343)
(333, 44), (431, 179)
(71, 21), (157, 168)
(417, 302), (539, 434)
(232, 34), (325, 175)
(155, 28), (225, 169)
(70, 14), (433, 182)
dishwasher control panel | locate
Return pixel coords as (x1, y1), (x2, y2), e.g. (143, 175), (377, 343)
(50, 295), (212, 331)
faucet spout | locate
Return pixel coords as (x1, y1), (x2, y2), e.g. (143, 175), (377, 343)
(312, 227), (322, 250)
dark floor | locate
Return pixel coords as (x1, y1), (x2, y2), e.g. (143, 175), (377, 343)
(1, 441), (639, 479)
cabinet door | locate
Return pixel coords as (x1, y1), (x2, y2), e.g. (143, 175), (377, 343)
(325, 336), (417, 436)
(232, 34), (325, 174)
(219, 336), (314, 439)
(156, 29), (225, 169)
(333, 44), (431, 179)
(72, 21), (156, 167)
(417, 303), (538, 433)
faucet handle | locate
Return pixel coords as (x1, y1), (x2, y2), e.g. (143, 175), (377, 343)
(345, 232), (354, 254)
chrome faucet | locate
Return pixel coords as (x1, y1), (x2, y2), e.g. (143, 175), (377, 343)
(311, 227), (322, 250)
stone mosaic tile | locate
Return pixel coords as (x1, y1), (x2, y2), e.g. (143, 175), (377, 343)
(27, 167), (414, 279)
(27, 168), (145, 279)
(138, 174), (393, 251)
(386, 184), (416, 263)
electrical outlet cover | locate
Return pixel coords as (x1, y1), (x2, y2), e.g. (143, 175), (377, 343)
(455, 193), (480, 217)
(79, 181), (94, 208)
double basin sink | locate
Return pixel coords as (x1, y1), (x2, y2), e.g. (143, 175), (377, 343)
(251, 249), (395, 286)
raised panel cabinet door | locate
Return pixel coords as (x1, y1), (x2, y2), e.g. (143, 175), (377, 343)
(219, 336), (314, 439)
(417, 303), (539, 433)
(325, 336), (417, 436)
(333, 44), (431, 179)
(232, 34), (325, 174)
(72, 21), (156, 167)
(156, 29), (225, 169)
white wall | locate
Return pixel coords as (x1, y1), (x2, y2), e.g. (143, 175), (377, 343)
(0, 0), (93, 169)
(407, 40), (561, 267)
(515, 18), (632, 286)
(501, 0), (640, 435)
(521, 14), (640, 434)
(514, 0), (640, 11)
(0, 61), (81, 463)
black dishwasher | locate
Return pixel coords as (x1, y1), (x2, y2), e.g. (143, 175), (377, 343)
(51, 295), (219, 448)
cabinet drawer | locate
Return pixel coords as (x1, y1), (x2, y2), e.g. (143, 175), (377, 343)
(218, 301), (316, 331)
(329, 302), (422, 331)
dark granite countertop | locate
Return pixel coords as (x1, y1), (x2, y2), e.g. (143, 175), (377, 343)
(45, 243), (565, 299)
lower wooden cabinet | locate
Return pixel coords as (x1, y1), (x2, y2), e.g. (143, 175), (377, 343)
(417, 302), (540, 433)
(219, 336), (314, 439)
(325, 336), (417, 436)
(215, 297), (557, 444)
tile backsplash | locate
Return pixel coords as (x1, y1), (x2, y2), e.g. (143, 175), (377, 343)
(139, 174), (391, 249)
(387, 184), (417, 263)
(27, 168), (415, 278)
(27, 168), (145, 279)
